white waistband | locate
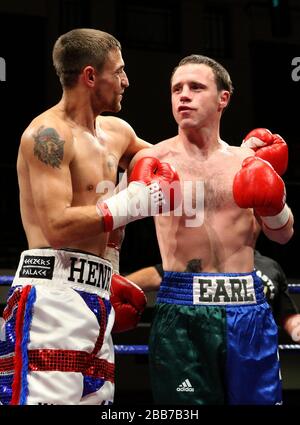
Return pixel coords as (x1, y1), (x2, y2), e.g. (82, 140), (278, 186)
(12, 248), (113, 297)
(193, 275), (256, 305)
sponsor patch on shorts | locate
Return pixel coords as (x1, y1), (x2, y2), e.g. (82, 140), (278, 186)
(19, 255), (55, 280)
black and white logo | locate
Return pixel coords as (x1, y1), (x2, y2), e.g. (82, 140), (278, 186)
(193, 275), (256, 304)
(176, 378), (194, 392)
(67, 256), (112, 291)
(19, 255), (55, 279)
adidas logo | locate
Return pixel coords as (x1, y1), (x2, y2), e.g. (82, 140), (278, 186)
(176, 378), (194, 392)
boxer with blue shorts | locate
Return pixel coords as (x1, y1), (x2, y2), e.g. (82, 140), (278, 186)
(149, 271), (282, 405)
(128, 55), (294, 405)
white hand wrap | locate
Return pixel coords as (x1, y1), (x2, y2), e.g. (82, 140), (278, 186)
(262, 204), (290, 230)
(242, 137), (266, 149)
(97, 181), (165, 230)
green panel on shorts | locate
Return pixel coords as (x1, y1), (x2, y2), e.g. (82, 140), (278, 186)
(149, 303), (227, 405)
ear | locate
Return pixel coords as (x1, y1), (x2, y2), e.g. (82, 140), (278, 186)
(82, 66), (96, 87)
(218, 90), (230, 110)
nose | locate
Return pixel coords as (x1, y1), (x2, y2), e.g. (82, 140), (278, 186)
(122, 71), (129, 88)
(180, 86), (191, 100)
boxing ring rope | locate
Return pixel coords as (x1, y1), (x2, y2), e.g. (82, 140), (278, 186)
(115, 344), (300, 354)
(1, 276), (300, 355)
(287, 284), (300, 293)
(115, 345), (149, 355)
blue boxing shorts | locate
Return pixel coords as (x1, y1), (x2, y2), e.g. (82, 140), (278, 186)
(0, 248), (114, 405)
(149, 271), (282, 405)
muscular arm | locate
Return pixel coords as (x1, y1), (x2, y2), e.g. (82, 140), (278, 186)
(126, 266), (162, 292)
(113, 118), (152, 170)
(21, 124), (106, 248)
(119, 136), (152, 170)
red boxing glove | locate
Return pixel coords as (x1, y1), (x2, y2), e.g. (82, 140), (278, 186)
(233, 157), (290, 230)
(97, 157), (181, 232)
(110, 274), (147, 333)
(129, 157), (180, 212)
(241, 128), (288, 176)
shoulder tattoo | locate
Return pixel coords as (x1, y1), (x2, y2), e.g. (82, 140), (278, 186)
(33, 126), (65, 168)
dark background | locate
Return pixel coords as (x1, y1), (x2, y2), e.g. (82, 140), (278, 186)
(0, 0), (300, 406)
(0, 0), (299, 276)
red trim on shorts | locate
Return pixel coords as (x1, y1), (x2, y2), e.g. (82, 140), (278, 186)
(10, 285), (32, 405)
(91, 297), (107, 355)
(0, 354), (14, 374)
(0, 350), (115, 383)
(3, 289), (22, 321)
(28, 349), (114, 382)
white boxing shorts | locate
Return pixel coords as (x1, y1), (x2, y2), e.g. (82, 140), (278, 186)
(0, 248), (115, 405)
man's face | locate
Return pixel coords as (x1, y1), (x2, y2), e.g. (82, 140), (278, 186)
(171, 63), (228, 129)
(94, 48), (129, 113)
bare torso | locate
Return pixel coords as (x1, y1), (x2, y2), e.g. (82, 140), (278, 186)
(138, 137), (257, 273)
(17, 106), (134, 257)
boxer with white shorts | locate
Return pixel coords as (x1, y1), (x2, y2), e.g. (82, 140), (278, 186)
(0, 28), (180, 404)
(1, 248), (114, 405)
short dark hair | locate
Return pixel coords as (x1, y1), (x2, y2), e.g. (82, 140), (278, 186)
(52, 28), (121, 88)
(171, 54), (234, 95)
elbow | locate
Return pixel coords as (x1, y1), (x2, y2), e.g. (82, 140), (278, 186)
(43, 223), (67, 249)
(50, 240), (65, 250)
(47, 234), (66, 249)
